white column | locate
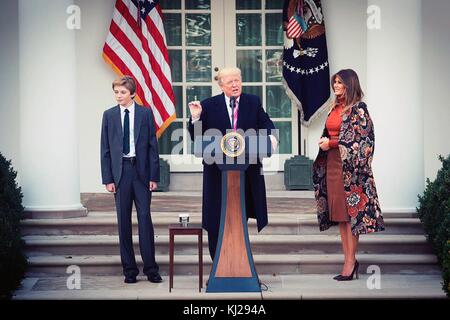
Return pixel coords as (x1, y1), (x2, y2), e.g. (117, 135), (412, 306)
(19, 0), (86, 218)
(366, 0), (422, 213)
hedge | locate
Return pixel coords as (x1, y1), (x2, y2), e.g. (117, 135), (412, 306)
(0, 153), (28, 299)
(417, 154), (450, 297)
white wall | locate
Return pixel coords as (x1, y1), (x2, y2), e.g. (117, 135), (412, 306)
(306, 0), (367, 161)
(422, 0), (450, 181)
(366, 0), (423, 212)
(0, 0), (20, 171)
(75, 0), (116, 193)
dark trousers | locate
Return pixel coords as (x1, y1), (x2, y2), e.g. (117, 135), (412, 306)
(114, 160), (159, 277)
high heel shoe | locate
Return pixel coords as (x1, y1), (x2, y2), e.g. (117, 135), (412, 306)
(334, 260), (359, 281)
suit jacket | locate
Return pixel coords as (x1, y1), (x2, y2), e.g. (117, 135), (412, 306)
(188, 93), (276, 233)
(101, 103), (160, 187)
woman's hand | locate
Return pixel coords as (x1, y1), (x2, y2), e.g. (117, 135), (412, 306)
(318, 137), (330, 151)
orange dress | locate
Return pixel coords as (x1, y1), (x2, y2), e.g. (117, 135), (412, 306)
(325, 103), (349, 222)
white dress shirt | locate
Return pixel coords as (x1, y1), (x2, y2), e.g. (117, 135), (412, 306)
(224, 95), (240, 128)
(120, 102), (136, 157)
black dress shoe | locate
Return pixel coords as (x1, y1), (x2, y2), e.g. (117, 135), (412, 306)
(147, 272), (163, 283)
(124, 276), (137, 284)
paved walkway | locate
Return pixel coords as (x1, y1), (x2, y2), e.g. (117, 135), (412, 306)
(14, 274), (447, 300)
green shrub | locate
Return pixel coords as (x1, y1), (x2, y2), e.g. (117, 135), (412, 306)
(417, 154), (450, 297)
(0, 153), (28, 299)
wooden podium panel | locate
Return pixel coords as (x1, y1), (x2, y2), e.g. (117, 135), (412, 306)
(216, 171), (251, 277)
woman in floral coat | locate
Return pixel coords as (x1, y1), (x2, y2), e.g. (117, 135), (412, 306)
(312, 69), (385, 281)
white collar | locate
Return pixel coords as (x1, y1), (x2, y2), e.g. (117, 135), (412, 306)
(120, 101), (135, 113)
(224, 95), (240, 107)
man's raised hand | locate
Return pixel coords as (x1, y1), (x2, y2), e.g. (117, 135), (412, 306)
(188, 101), (202, 120)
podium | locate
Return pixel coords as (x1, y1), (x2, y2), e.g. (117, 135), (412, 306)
(194, 131), (272, 292)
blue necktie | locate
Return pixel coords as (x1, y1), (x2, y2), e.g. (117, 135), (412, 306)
(123, 109), (130, 155)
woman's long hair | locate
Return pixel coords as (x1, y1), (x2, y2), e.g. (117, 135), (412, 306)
(331, 69), (364, 113)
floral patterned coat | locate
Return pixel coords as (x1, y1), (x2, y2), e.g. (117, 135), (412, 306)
(312, 101), (385, 235)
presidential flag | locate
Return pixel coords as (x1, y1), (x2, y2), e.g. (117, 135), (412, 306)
(282, 0), (331, 126)
(103, 0), (176, 137)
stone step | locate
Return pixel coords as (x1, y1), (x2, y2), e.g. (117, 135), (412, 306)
(23, 234), (433, 256)
(81, 193), (316, 212)
(25, 253), (441, 277)
(21, 212), (424, 236)
(80, 193), (418, 218)
(167, 172), (287, 192)
(13, 274), (446, 300)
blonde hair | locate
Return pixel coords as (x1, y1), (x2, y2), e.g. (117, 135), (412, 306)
(217, 67), (241, 85)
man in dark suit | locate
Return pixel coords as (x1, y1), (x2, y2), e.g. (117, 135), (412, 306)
(188, 67), (278, 262)
(101, 75), (162, 284)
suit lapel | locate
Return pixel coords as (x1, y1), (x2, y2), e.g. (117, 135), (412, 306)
(134, 103), (142, 144)
(114, 105), (122, 138)
(217, 93), (231, 130)
(236, 93), (245, 129)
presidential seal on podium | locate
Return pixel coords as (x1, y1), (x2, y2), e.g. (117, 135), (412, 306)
(220, 132), (245, 158)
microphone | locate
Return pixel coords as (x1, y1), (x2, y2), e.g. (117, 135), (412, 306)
(230, 96), (236, 129)
(230, 96), (236, 109)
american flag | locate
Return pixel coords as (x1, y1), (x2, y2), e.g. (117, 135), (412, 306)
(103, 0), (176, 137)
(287, 14), (306, 39)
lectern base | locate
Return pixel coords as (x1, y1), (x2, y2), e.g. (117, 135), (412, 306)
(206, 276), (261, 293)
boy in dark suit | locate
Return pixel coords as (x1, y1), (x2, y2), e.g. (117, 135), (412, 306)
(101, 75), (162, 284)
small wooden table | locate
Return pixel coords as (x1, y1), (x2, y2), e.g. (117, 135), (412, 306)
(168, 223), (203, 292)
